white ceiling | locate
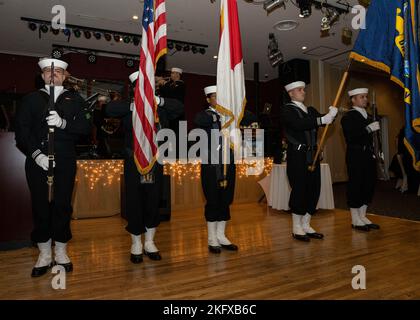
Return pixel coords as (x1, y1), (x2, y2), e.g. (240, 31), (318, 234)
(0, 0), (360, 80)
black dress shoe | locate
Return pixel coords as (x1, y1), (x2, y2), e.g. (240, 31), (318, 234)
(143, 250), (162, 261)
(367, 223), (380, 230)
(208, 245), (222, 254)
(130, 254), (143, 264)
(306, 232), (324, 239)
(221, 244), (238, 251)
(292, 233), (310, 242)
(55, 262), (73, 272)
(352, 224), (370, 232)
(31, 263), (53, 277)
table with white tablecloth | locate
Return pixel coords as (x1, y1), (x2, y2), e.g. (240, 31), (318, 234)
(258, 163), (335, 211)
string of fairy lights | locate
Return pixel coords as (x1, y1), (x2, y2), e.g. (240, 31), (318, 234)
(77, 160), (124, 190)
(76, 158), (274, 189)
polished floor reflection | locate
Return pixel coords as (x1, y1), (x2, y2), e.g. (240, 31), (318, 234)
(1, 204), (420, 299)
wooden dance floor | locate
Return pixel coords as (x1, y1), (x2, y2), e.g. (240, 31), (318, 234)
(1, 203), (420, 299)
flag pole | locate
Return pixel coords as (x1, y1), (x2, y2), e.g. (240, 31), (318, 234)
(308, 58), (353, 172)
(220, 129), (229, 189)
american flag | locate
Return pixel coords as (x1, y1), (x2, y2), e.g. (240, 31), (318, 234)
(133, 0), (167, 174)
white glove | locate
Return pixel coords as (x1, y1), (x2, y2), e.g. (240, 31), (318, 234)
(155, 96), (161, 106)
(367, 121), (380, 132)
(35, 154), (56, 171)
(328, 106), (338, 117)
(401, 175), (408, 193)
(46, 111), (63, 128)
(321, 113), (334, 125)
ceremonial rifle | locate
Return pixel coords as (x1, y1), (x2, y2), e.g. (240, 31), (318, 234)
(47, 62), (55, 202)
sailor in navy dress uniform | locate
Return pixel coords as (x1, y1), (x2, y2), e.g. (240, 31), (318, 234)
(158, 67), (186, 103)
(280, 81), (338, 242)
(158, 67), (186, 159)
(194, 85), (238, 254)
(341, 88), (380, 231)
(106, 71), (184, 264)
(15, 58), (91, 277)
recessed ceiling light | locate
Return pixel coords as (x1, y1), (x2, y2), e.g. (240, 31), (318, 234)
(302, 46), (307, 50)
(132, 15), (139, 20)
(213, 55), (218, 59)
(273, 20), (299, 31)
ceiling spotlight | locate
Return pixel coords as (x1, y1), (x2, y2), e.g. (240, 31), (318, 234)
(84, 30), (92, 39)
(183, 45), (190, 52)
(73, 29), (81, 38)
(297, 0), (312, 18)
(51, 48), (63, 59)
(342, 27), (353, 45)
(268, 33), (283, 68)
(268, 33), (279, 55)
(167, 41), (174, 50)
(114, 35), (121, 42)
(358, 0), (371, 7)
(321, 16), (330, 31)
(263, 0), (285, 15)
(125, 58), (135, 68)
(104, 33), (112, 41)
(191, 46), (198, 54)
(132, 15), (139, 20)
(51, 26), (60, 35)
(175, 43), (183, 51)
(133, 36), (140, 46)
(40, 24), (49, 33)
(63, 28), (71, 41)
(87, 53), (97, 64)
(123, 36), (131, 44)
(199, 47), (206, 55)
(94, 32), (102, 40)
(213, 55), (218, 59)
(329, 10), (340, 24)
(28, 22), (37, 31)
(268, 51), (284, 68)
(321, 9), (339, 31)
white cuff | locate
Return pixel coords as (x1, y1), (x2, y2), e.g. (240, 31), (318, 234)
(32, 149), (42, 160)
(60, 118), (67, 129)
(317, 117), (323, 126)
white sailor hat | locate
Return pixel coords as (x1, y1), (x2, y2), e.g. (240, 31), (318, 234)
(204, 85), (217, 95)
(97, 95), (108, 102)
(348, 88), (369, 97)
(129, 71), (139, 83)
(284, 81), (305, 92)
(171, 67), (183, 74)
(38, 58), (68, 70)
